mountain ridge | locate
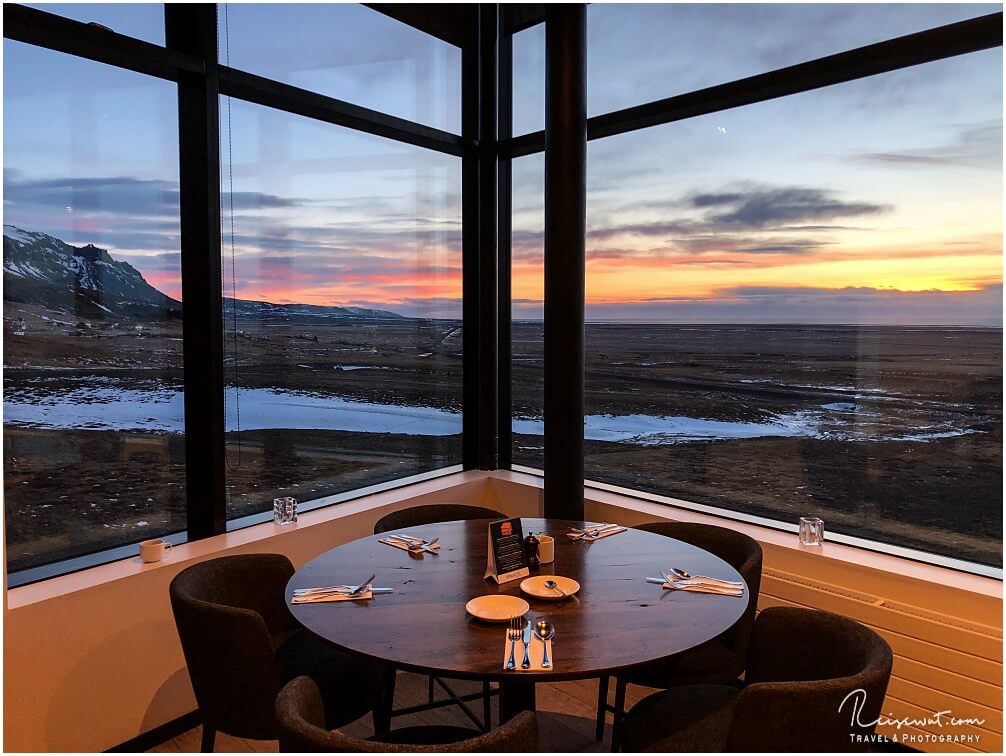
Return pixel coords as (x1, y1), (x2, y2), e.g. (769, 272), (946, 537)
(3, 225), (405, 321)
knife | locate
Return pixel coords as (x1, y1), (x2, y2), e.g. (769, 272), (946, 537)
(521, 619), (532, 669)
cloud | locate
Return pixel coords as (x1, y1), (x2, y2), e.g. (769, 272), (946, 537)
(688, 186), (888, 229)
(851, 122), (1003, 169)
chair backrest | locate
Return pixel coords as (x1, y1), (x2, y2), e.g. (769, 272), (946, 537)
(276, 676), (539, 753)
(373, 504), (506, 535)
(727, 606), (894, 752)
(169, 553), (297, 739)
(635, 520), (763, 676)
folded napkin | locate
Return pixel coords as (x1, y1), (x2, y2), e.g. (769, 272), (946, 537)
(502, 628), (555, 672)
(291, 589), (374, 604)
(567, 524), (627, 542)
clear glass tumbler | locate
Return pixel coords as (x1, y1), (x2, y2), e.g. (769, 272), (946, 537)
(273, 496), (298, 525)
(799, 516), (824, 546)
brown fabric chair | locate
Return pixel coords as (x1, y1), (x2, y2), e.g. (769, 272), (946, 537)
(373, 503), (506, 731)
(276, 676), (539, 753)
(373, 504), (506, 536)
(597, 521), (763, 749)
(169, 553), (384, 751)
(620, 607), (894, 752)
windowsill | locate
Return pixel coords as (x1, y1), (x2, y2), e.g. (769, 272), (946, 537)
(5, 467), (481, 610)
(494, 467), (1003, 598)
(7, 466), (1000, 610)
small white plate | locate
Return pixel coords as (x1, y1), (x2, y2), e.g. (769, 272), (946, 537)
(520, 575), (581, 601)
(465, 594), (529, 623)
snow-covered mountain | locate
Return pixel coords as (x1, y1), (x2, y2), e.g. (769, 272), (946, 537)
(3, 225), (179, 319)
(3, 226), (405, 321)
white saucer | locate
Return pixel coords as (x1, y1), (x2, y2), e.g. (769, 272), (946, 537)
(465, 594), (530, 623)
(520, 575), (581, 601)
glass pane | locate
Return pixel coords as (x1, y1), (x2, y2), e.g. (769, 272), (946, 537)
(219, 3), (461, 134)
(588, 3), (999, 116)
(3, 41), (184, 573)
(25, 3), (165, 45)
(513, 23), (545, 137)
(220, 98), (462, 521)
(582, 51), (1002, 566)
(511, 154), (545, 468)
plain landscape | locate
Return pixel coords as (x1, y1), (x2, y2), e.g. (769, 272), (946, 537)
(3, 227), (1002, 571)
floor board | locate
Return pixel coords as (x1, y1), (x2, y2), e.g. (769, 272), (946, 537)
(149, 672), (660, 752)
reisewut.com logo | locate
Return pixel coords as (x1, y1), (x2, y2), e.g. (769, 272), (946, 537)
(840, 688), (986, 746)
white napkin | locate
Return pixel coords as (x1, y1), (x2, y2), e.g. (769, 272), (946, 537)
(502, 627), (555, 671)
(290, 590), (374, 604)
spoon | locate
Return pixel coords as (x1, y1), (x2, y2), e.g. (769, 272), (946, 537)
(534, 620), (555, 669)
(544, 579), (568, 598)
(670, 566), (743, 587)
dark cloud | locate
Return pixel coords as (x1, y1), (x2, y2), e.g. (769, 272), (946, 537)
(690, 186), (888, 229)
(583, 184), (889, 257)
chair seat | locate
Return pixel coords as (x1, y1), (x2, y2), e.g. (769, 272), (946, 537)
(621, 685), (738, 753)
(372, 725), (482, 746)
(624, 638), (741, 688)
(276, 628), (384, 729)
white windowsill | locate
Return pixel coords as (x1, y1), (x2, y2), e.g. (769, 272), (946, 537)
(7, 467), (1000, 610)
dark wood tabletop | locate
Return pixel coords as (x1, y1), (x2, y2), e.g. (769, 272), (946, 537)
(287, 518), (748, 684)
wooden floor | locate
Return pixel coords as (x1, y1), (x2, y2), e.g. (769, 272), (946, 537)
(149, 672), (659, 752)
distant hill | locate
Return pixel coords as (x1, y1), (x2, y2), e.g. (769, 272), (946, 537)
(3, 226), (404, 322)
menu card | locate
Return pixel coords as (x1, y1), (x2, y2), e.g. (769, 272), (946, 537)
(484, 517), (530, 584)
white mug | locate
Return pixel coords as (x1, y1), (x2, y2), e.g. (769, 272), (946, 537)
(537, 535), (555, 564)
(139, 538), (172, 563)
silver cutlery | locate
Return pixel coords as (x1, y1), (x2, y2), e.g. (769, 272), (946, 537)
(506, 617), (521, 670)
(521, 617), (532, 669)
(294, 586), (393, 596)
(544, 579), (568, 598)
(570, 523), (621, 537)
(534, 620), (555, 669)
(349, 574), (375, 596)
(391, 534), (439, 554)
(669, 566), (744, 587)
(646, 576), (743, 596)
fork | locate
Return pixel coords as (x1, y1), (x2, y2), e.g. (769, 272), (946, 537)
(506, 617), (520, 670)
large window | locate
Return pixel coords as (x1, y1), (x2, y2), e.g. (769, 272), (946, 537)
(220, 99), (462, 521)
(509, 13), (1002, 569)
(3, 41), (184, 572)
(3, 3), (466, 582)
(579, 50), (1002, 566)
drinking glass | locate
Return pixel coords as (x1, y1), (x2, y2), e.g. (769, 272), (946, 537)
(799, 516), (824, 546)
(273, 496), (298, 525)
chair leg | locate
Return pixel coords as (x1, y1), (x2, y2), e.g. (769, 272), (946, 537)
(595, 675), (609, 741)
(482, 680), (492, 731)
(200, 725), (216, 753)
(610, 677), (627, 752)
(428, 674), (435, 703)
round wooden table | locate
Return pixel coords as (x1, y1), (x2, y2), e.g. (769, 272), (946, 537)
(287, 518), (748, 720)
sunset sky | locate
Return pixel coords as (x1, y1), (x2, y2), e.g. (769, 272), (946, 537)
(4, 3), (1002, 324)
